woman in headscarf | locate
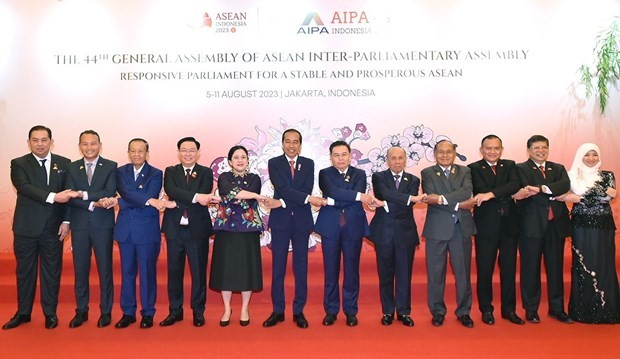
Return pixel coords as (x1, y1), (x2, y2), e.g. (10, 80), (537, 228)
(558, 143), (619, 323)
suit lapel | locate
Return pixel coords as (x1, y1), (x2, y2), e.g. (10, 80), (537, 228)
(436, 165), (452, 192)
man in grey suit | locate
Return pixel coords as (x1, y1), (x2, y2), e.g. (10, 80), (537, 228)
(422, 140), (477, 328)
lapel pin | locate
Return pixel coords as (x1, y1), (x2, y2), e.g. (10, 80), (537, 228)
(53, 164), (59, 171)
(138, 185), (143, 189)
(192, 172), (197, 178)
(79, 165), (84, 170)
(297, 164), (301, 171)
(451, 168), (456, 174)
(344, 175), (350, 182)
(436, 171), (441, 176)
(404, 177), (409, 181)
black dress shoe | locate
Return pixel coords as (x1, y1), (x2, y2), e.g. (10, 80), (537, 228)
(193, 313), (205, 327)
(525, 311), (540, 323)
(345, 314), (358, 327)
(457, 314), (474, 328)
(97, 313), (111, 328)
(549, 311), (574, 324)
(115, 315), (136, 328)
(431, 313), (445, 327)
(481, 311), (495, 325)
(381, 314), (394, 326)
(397, 314), (415, 327)
(322, 314), (337, 326)
(263, 312), (285, 327)
(69, 311), (88, 328)
(140, 316), (153, 328)
(2, 313), (31, 330)
(45, 315), (59, 329)
(501, 311), (525, 325)
(293, 313), (309, 329)
(159, 312), (183, 327)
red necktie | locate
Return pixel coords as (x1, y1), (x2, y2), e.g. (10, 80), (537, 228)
(539, 165), (553, 220)
(289, 160), (295, 179)
(491, 165), (497, 175)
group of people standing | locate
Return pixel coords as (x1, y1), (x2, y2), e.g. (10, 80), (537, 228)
(2, 125), (618, 332)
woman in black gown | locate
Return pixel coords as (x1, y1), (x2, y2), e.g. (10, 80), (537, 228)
(559, 143), (619, 323)
(209, 145), (266, 326)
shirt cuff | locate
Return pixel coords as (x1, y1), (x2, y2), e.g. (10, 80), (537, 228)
(88, 202), (95, 211)
(280, 199), (287, 208)
(327, 197), (335, 206)
(46, 192), (56, 204)
(82, 191), (89, 201)
(441, 195), (448, 205)
(541, 185), (552, 195)
(384, 202), (390, 213)
(355, 192), (361, 201)
(192, 194), (198, 203)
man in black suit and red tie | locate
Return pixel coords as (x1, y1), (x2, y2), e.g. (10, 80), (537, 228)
(369, 146), (426, 327)
(65, 130), (118, 329)
(468, 135), (524, 325)
(160, 137), (220, 328)
(262, 129), (326, 329)
(314, 141), (372, 327)
(513, 135), (572, 324)
(3, 125), (76, 330)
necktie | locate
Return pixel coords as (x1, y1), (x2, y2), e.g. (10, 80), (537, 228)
(539, 165), (546, 179)
(40, 159), (48, 185)
(394, 174), (401, 189)
(183, 169), (191, 219)
(444, 168), (450, 179)
(86, 162), (93, 185)
(538, 165), (553, 220)
(491, 165), (497, 175)
(289, 160), (295, 179)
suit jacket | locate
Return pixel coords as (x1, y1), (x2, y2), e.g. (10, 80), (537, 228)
(515, 159), (570, 238)
(314, 166), (370, 239)
(421, 164), (476, 240)
(369, 169), (421, 247)
(65, 157), (117, 230)
(267, 154), (315, 232)
(114, 162), (163, 244)
(468, 159), (520, 237)
(162, 163), (214, 240)
(11, 153), (71, 237)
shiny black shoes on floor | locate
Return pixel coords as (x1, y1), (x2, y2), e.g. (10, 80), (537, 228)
(345, 314), (358, 327)
(140, 316), (154, 328)
(45, 315), (59, 329)
(481, 311), (495, 325)
(159, 312), (183, 327)
(2, 313), (31, 330)
(381, 314), (394, 325)
(322, 313), (337, 326)
(549, 311), (574, 324)
(115, 315), (136, 328)
(397, 314), (414, 327)
(525, 311), (541, 323)
(69, 311), (88, 328)
(292, 313), (309, 328)
(193, 313), (205, 327)
(501, 311), (525, 325)
(431, 313), (445, 327)
(457, 314), (474, 328)
(98, 313), (112, 327)
(263, 312), (285, 327)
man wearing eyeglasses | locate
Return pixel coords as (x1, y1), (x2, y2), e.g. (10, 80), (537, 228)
(160, 137), (220, 328)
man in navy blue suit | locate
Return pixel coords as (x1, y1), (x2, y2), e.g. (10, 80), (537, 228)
(314, 141), (372, 327)
(369, 146), (426, 327)
(65, 130), (117, 329)
(114, 138), (164, 329)
(263, 129), (326, 329)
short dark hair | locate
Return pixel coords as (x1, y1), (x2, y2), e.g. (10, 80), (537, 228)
(177, 136), (201, 150)
(28, 125), (52, 139)
(329, 140), (350, 154)
(128, 138), (149, 152)
(434, 139), (456, 152)
(227, 145), (248, 161)
(282, 129), (302, 144)
(527, 135), (549, 149)
(79, 130), (100, 143)
(481, 134), (502, 146)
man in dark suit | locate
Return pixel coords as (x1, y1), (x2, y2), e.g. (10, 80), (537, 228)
(314, 141), (371, 327)
(65, 130), (117, 329)
(114, 138), (164, 329)
(3, 125), (76, 330)
(422, 140), (477, 328)
(160, 137), (219, 327)
(513, 134), (572, 324)
(262, 129), (326, 329)
(369, 146), (426, 327)
(468, 135), (524, 325)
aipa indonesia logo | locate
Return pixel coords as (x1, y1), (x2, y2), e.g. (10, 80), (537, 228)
(297, 11), (370, 35)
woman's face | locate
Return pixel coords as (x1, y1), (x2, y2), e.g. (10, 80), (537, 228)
(582, 149), (599, 168)
(229, 149), (249, 174)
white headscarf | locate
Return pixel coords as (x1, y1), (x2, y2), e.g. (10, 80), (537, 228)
(568, 143), (602, 196)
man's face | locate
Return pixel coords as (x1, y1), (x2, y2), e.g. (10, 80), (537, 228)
(79, 133), (101, 162)
(128, 141), (148, 168)
(28, 129), (53, 158)
(387, 147), (406, 173)
(527, 141), (549, 164)
(282, 131), (301, 158)
(480, 138), (503, 164)
(330, 145), (351, 172)
(178, 140), (199, 167)
(435, 141), (456, 167)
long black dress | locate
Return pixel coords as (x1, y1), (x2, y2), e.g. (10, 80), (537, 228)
(568, 170), (620, 323)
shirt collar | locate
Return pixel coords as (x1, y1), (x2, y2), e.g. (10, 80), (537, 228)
(32, 152), (51, 162)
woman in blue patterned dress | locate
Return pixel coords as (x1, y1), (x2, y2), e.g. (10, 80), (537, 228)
(209, 145), (266, 327)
